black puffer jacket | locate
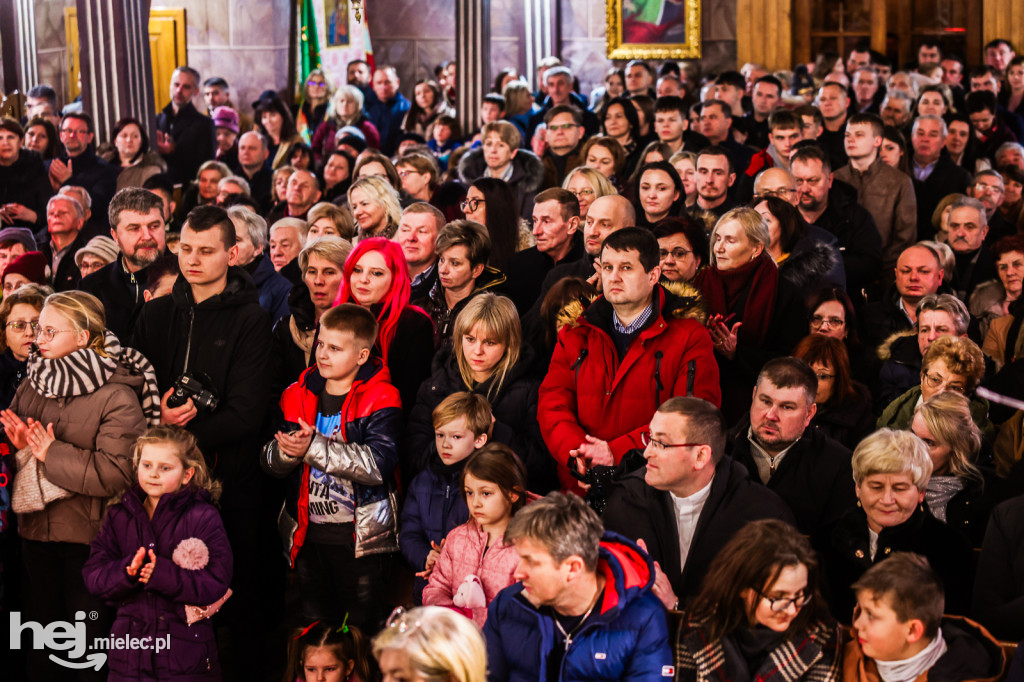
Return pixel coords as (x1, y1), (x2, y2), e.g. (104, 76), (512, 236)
(811, 381), (875, 450)
(131, 267), (273, 507)
(779, 232), (845, 293)
(457, 148), (546, 219)
(406, 345), (556, 493)
(875, 330), (921, 409)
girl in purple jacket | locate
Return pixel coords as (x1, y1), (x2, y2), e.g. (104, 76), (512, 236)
(83, 425), (233, 681)
(422, 443), (527, 626)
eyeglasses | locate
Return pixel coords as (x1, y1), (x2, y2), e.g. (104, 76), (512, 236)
(815, 372), (835, 382)
(922, 371), (966, 394)
(6, 320), (38, 333)
(384, 606), (423, 634)
(460, 198), (485, 212)
(397, 170), (421, 179)
(641, 431), (703, 451)
(35, 327), (77, 343)
(757, 188), (797, 199)
(306, 80), (327, 88)
(756, 590), (812, 613)
(810, 315), (844, 329)
(659, 248), (692, 260)
(570, 188), (595, 198)
(548, 123), (579, 132)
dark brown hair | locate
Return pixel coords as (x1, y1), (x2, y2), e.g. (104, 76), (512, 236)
(851, 552), (944, 638)
(319, 303), (379, 350)
(462, 442), (528, 516)
(791, 334), (857, 408)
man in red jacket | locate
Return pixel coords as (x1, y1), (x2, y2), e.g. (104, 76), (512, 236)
(538, 227), (721, 492)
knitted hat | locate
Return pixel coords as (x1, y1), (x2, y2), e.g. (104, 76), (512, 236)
(74, 236), (120, 269)
(3, 251), (48, 287)
(337, 134), (367, 154)
(0, 227), (38, 252)
(211, 106), (240, 134)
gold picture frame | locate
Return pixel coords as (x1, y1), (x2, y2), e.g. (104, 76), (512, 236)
(606, 0), (701, 60)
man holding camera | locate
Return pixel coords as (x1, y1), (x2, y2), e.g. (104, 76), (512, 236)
(131, 204), (274, 680)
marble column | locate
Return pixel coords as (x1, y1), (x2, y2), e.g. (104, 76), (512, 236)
(74, 0), (156, 143)
(1, 0), (39, 101)
(455, 0), (490, 136)
(524, 0), (559, 89)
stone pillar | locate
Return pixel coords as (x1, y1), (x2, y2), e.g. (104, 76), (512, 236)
(455, 0), (490, 138)
(74, 0), (156, 143)
(1, 0), (40, 103)
(523, 0), (559, 90)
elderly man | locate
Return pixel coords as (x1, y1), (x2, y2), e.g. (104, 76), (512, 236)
(539, 228), (721, 493)
(267, 169), (321, 223)
(234, 131), (273, 210)
(911, 115), (972, 238)
(880, 90), (914, 129)
(229, 206), (290, 322)
(268, 218), (307, 283)
(529, 66), (600, 138)
(602, 397), (794, 606)
(80, 187), (167, 341)
(947, 196), (996, 301)
(726, 358), (854, 534)
(851, 67), (881, 114)
(485, 492), (672, 680)
(861, 243), (946, 347)
(396, 202), (444, 301)
(41, 194), (90, 291)
(969, 169), (1014, 242)
(155, 66), (216, 185)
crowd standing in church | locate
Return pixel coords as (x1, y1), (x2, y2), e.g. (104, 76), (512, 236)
(4, 37), (1024, 682)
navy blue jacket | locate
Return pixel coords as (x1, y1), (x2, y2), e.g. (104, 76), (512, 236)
(247, 253), (291, 324)
(483, 532), (673, 681)
(365, 92), (411, 156)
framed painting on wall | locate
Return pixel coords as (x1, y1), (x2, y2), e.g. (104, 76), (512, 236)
(606, 0), (701, 59)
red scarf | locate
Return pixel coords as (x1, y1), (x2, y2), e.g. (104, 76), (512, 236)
(698, 253), (779, 346)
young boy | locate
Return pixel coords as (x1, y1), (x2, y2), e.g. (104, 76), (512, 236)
(400, 392), (493, 602)
(846, 552), (1004, 681)
(262, 303), (402, 630)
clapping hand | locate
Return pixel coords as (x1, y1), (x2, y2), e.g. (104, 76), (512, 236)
(275, 418), (314, 458)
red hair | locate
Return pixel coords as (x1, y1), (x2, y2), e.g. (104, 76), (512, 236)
(333, 237), (413, 363)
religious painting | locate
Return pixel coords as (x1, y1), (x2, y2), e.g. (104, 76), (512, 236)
(606, 0), (701, 59)
(325, 0), (350, 47)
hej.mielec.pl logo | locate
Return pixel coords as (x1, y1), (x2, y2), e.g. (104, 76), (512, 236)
(9, 609), (171, 670)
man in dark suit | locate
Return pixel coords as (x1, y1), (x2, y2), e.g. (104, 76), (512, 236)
(912, 115), (972, 240)
(155, 66), (216, 185)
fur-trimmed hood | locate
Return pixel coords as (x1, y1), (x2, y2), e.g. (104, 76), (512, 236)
(780, 239), (841, 292)
(876, 328), (917, 361)
(457, 147), (546, 195)
(556, 280), (705, 333)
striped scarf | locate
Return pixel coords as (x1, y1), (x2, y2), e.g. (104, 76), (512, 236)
(27, 331), (162, 426)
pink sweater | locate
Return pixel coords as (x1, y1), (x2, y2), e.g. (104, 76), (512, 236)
(422, 520), (519, 626)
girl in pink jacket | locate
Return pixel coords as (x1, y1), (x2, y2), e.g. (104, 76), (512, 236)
(422, 443), (527, 626)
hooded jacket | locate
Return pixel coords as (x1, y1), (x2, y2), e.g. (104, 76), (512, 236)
(841, 616), (1004, 682)
(483, 532), (673, 681)
(875, 331), (922, 408)
(539, 282), (721, 491)
(262, 361), (401, 564)
(457, 148), (546, 219)
(131, 267), (273, 506)
(80, 255), (152, 344)
(246, 253), (291, 324)
(418, 266), (508, 349)
(779, 229), (846, 293)
(82, 484), (232, 681)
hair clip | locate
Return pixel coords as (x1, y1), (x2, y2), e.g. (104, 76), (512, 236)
(336, 612), (350, 634)
(294, 619), (321, 639)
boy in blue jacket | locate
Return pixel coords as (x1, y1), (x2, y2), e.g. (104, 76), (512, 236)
(484, 492), (673, 681)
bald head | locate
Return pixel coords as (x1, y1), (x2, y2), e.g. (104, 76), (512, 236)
(754, 167), (798, 205)
(583, 195), (635, 256)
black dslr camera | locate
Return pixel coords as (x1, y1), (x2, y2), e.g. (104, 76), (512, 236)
(166, 373), (218, 412)
(567, 449), (648, 514)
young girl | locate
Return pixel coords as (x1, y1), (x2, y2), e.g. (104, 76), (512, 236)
(422, 443), (527, 626)
(285, 621), (376, 682)
(83, 425), (233, 681)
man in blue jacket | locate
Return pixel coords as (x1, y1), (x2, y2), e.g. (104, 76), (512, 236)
(484, 492), (673, 681)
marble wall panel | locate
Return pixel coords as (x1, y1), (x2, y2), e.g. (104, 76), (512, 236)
(230, 0), (291, 47)
(561, 0), (591, 39)
(561, 39), (612, 95)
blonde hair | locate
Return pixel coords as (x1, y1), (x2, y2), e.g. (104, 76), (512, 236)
(347, 176), (402, 234)
(196, 160), (232, 182)
(372, 606), (487, 682)
(132, 425), (221, 501)
(710, 207), (771, 265)
(431, 391), (494, 438)
(915, 392), (983, 482)
(922, 335), (985, 392)
(43, 291), (108, 356)
(502, 81), (534, 117)
(852, 428), (933, 491)
(306, 202), (355, 241)
(299, 235), (353, 272)
(452, 293), (521, 400)
(481, 120), (521, 150)
(561, 166), (618, 199)
(271, 165), (297, 203)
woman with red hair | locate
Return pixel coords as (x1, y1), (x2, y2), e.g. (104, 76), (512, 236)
(334, 237), (435, 414)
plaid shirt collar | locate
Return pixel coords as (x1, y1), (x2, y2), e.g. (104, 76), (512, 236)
(612, 302), (654, 334)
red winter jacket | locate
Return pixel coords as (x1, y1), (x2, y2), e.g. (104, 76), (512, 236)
(538, 283), (720, 491)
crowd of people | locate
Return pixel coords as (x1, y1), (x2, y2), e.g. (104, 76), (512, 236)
(3, 37), (1024, 682)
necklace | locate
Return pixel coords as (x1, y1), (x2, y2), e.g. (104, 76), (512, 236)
(553, 579), (603, 651)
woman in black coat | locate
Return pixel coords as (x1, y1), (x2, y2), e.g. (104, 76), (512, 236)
(0, 285), (47, 411)
(791, 334), (874, 450)
(407, 293), (556, 493)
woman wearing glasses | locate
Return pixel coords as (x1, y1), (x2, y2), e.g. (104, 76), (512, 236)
(812, 429), (974, 619)
(676, 519), (841, 680)
(653, 215), (707, 284)
(561, 166), (617, 222)
(295, 68), (332, 143)
(0, 283), (48, 410)
(462, 178), (532, 272)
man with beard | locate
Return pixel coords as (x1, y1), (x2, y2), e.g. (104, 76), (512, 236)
(946, 196), (996, 301)
(80, 187), (167, 342)
(725, 357), (854, 534)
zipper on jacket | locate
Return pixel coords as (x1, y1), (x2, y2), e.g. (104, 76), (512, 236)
(685, 359), (696, 396)
(182, 307), (195, 373)
(653, 351), (664, 403)
(570, 349), (588, 386)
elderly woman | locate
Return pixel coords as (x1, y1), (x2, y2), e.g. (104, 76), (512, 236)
(752, 195), (844, 292)
(811, 428), (975, 620)
(877, 293), (970, 407)
(295, 68), (332, 142)
(911, 392), (993, 545)
(348, 176), (402, 242)
(271, 236), (352, 395)
(697, 207), (805, 420)
(791, 334), (874, 450)
(306, 201), (355, 241)
(878, 335), (993, 446)
(311, 84), (381, 165)
(562, 166), (617, 222)
(0, 117), (52, 230)
(982, 235), (1024, 361)
(74, 236), (119, 279)
(173, 160), (232, 228)
(653, 215), (707, 284)
(0, 284), (49, 410)
(373, 606), (487, 682)
(228, 206), (291, 321)
(676, 520), (840, 680)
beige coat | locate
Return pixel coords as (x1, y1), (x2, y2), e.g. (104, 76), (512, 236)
(10, 366), (146, 545)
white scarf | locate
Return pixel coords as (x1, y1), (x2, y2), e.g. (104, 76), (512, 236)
(875, 629), (947, 682)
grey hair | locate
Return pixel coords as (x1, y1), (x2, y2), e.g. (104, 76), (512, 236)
(48, 194), (84, 219)
(218, 175), (251, 196)
(58, 185), (92, 209)
(949, 195), (988, 227)
(506, 492), (603, 571)
(227, 206), (268, 251)
(916, 293), (970, 335)
(269, 217), (309, 245)
(882, 89), (914, 111)
(995, 142), (1024, 164)
(912, 114), (948, 138)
